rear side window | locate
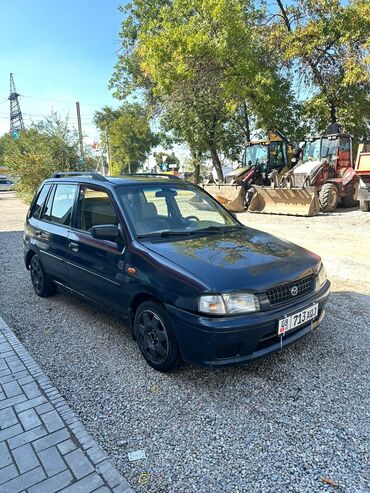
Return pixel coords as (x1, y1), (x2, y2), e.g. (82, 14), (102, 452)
(30, 184), (51, 219)
(46, 184), (77, 226)
(76, 187), (118, 231)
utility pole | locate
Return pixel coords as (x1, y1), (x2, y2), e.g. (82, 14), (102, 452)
(75, 102), (84, 162)
(9, 73), (25, 133)
(106, 126), (112, 175)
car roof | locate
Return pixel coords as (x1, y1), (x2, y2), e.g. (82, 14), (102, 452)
(43, 173), (184, 188)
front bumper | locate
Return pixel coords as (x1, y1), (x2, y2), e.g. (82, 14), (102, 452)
(166, 281), (331, 368)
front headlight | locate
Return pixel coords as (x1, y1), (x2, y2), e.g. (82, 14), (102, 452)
(318, 264), (327, 286)
(198, 293), (260, 315)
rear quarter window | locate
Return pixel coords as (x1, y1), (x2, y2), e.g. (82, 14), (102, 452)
(30, 184), (51, 219)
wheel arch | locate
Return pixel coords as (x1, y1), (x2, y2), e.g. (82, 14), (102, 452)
(25, 249), (36, 270)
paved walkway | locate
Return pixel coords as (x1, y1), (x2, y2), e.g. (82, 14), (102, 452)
(0, 317), (134, 493)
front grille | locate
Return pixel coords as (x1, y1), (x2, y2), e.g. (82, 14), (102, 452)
(266, 275), (315, 306)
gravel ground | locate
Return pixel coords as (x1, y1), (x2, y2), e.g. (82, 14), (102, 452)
(0, 190), (369, 493)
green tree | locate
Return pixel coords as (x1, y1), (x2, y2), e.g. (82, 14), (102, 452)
(94, 103), (158, 174)
(1, 113), (82, 200)
(270, 0), (370, 142)
(111, 0), (300, 180)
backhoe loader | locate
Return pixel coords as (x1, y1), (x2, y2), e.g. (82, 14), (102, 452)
(248, 128), (359, 216)
(202, 131), (295, 212)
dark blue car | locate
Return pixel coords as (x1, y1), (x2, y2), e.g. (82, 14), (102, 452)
(23, 172), (330, 372)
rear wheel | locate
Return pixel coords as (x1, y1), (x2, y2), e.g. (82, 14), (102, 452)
(134, 301), (180, 372)
(341, 194), (358, 208)
(319, 183), (339, 212)
(360, 200), (370, 212)
(30, 255), (56, 297)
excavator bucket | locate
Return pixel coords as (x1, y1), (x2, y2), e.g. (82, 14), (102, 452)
(248, 185), (320, 217)
(202, 184), (246, 212)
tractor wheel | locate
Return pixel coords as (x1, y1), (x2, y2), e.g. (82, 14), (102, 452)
(360, 200), (370, 212)
(341, 194), (358, 208)
(319, 183), (339, 212)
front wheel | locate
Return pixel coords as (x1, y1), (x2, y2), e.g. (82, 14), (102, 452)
(134, 301), (180, 372)
(30, 255), (56, 297)
(319, 183), (339, 212)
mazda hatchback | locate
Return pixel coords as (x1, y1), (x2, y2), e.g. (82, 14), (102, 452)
(24, 172), (330, 372)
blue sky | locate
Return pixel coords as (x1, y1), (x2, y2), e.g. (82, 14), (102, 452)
(0, 0), (125, 142)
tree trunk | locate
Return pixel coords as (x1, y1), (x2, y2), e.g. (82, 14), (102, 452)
(243, 102), (251, 142)
(330, 102), (336, 123)
(190, 151), (201, 184)
(210, 145), (223, 182)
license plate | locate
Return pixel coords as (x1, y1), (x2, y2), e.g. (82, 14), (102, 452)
(278, 303), (318, 335)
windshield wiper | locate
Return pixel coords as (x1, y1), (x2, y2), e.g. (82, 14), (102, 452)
(137, 230), (192, 239)
(191, 225), (243, 234)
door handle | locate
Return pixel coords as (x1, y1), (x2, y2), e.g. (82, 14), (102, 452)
(68, 242), (79, 252)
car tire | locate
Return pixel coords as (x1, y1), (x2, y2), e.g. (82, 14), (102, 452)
(30, 255), (56, 297)
(319, 183), (339, 212)
(134, 301), (180, 372)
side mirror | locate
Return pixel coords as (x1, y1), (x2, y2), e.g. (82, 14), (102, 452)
(91, 224), (120, 242)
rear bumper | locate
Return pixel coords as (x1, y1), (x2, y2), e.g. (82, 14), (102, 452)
(166, 281), (331, 368)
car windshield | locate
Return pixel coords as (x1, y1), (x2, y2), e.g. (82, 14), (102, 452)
(302, 139), (321, 161)
(116, 183), (239, 238)
(321, 137), (339, 162)
(243, 144), (268, 166)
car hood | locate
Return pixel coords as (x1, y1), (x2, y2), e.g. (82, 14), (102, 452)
(140, 227), (320, 292)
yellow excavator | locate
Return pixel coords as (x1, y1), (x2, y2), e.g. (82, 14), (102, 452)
(249, 126), (359, 216)
(202, 131), (295, 212)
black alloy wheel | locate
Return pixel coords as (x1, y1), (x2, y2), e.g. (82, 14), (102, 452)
(134, 301), (180, 372)
(30, 255), (56, 297)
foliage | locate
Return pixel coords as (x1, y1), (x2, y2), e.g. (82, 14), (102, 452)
(94, 103), (158, 174)
(0, 113), (85, 201)
(268, 0), (370, 142)
(111, 0), (300, 180)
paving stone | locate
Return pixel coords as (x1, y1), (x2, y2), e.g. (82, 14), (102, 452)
(5, 357), (26, 374)
(57, 439), (77, 455)
(33, 428), (70, 452)
(0, 393), (27, 410)
(64, 448), (94, 480)
(0, 442), (12, 469)
(1, 466), (46, 493)
(0, 357), (9, 370)
(35, 402), (53, 415)
(18, 408), (42, 431)
(2, 381), (22, 397)
(40, 409), (65, 432)
(21, 382), (41, 399)
(14, 395), (47, 413)
(60, 472), (104, 493)
(0, 407), (18, 430)
(0, 423), (23, 442)
(12, 443), (40, 474)
(7, 425), (48, 450)
(0, 464), (18, 485)
(28, 469), (74, 493)
(38, 445), (67, 476)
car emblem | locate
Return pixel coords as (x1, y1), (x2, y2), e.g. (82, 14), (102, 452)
(290, 286), (298, 296)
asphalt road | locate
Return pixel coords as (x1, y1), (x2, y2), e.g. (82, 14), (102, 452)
(0, 191), (369, 493)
